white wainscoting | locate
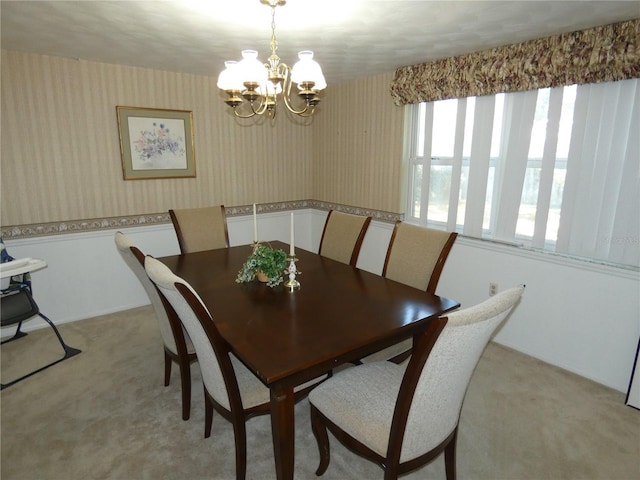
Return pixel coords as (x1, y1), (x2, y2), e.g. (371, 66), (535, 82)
(2, 209), (639, 394)
(437, 236), (639, 394)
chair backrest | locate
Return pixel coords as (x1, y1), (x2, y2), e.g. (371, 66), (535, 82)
(382, 221), (457, 293)
(144, 256), (239, 411)
(114, 231), (181, 354)
(318, 210), (372, 267)
(391, 285), (524, 462)
(169, 205), (230, 254)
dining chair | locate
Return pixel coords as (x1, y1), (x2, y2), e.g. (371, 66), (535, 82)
(318, 210), (372, 267)
(114, 231), (197, 420)
(383, 221), (458, 292)
(144, 256), (328, 480)
(309, 285), (525, 480)
(169, 205), (230, 254)
(360, 222), (457, 363)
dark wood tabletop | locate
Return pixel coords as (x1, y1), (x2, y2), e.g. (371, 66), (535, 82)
(159, 241), (459, 480)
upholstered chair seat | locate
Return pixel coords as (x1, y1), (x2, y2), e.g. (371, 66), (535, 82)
(309, 285), (525, 480)
(310, 361), (405, 457)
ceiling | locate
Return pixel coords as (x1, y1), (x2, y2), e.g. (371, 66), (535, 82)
(1, 1), (638, 85)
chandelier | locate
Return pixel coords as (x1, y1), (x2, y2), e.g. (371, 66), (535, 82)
(216, 0), (326, 119)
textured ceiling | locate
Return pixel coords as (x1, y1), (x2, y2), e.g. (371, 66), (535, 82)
(1, 1), (639, 84)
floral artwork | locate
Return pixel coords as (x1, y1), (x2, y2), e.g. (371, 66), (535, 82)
(117, 107), (195, 180)
(128, 117), (187, 170)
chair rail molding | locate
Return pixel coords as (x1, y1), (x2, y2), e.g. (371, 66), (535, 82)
(1, 200), (402, 240)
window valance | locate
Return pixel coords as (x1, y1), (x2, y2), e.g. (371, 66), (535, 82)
(390, 19), (639, 106)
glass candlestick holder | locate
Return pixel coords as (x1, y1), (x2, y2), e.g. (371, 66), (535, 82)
(284, 255), (301, 291)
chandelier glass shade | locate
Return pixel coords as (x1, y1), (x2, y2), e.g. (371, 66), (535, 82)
(217, 0), (326, 119)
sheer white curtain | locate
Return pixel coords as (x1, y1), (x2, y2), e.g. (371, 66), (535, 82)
(406, 78), (639, 268)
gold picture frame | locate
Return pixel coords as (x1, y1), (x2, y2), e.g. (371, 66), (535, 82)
(116, 106), (196, 180)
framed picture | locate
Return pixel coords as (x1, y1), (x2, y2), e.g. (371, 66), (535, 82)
(116, 106), (196, 180)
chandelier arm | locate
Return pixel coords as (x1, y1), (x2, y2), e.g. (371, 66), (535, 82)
(232, 95), (270, 118)
(280, 67), (313, 116)
(232, 107), (258, 119)
(250, 98), (269, 116)
(281, 92), (312, 116)
(298, 106), (317, 118)
(292, 106), (316, 118)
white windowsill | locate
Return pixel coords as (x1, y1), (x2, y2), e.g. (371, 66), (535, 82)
(457, 234), (639, 280)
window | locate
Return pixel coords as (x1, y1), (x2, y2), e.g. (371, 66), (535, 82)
(405, 78), (639, 268)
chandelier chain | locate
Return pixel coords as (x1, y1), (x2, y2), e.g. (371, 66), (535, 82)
(270, 4), (278, 58)
(217, 0), (324, 120)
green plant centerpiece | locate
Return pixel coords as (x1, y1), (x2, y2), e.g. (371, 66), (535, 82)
(236, 244), (288, 288)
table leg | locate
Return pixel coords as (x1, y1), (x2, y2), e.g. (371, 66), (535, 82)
(270, 384), (295, 480)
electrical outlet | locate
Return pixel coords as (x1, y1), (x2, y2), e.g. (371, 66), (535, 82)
(489, 283), (498, 296)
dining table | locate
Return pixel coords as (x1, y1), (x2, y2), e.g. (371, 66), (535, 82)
(159, 241), (459, 480)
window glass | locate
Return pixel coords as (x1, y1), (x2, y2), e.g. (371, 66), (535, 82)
(517, 89), (550, 238)
(491, 94), (505, 158)
(405, 79), (638, 268)
(517, 165), (541, 238)
(546, 167), (566, 243)
(432, 99), (457, 158)
(411, 164), (423, 218)
(427, 165), (452, 223)
(462, 98), (475, 158)
(528, 88), (550, 159)
(557, 85), (577, 158)
(416, 103), (426, 157)
(483, 166), (495, 232)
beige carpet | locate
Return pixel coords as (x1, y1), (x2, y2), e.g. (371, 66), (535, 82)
(1, 306), (638, 480)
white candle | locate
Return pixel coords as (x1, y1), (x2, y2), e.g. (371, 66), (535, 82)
(253, 203), (258, 243)
(290, 212), (295, 256)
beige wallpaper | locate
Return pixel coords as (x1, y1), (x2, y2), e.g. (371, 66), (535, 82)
(1, 51), (404, 229)
(312, 72), (405, 212)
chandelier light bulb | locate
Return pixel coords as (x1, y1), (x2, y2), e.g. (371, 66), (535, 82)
(291, 50), (327, 90)
(238, 50), (268, 86)
(217, 61), (243, 91)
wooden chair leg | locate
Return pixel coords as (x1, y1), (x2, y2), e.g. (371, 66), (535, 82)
(232, 417), (248, 480)
(164, 350), (172, 387)
(444, 428), (458, 480)
(383, 468), (399, 480)
(178, 357), (191, 421)
(310, 405), (330, 475)
(204, 390), (214, 438)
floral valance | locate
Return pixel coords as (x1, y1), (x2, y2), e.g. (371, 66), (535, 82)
(390, 19), (639, 106)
